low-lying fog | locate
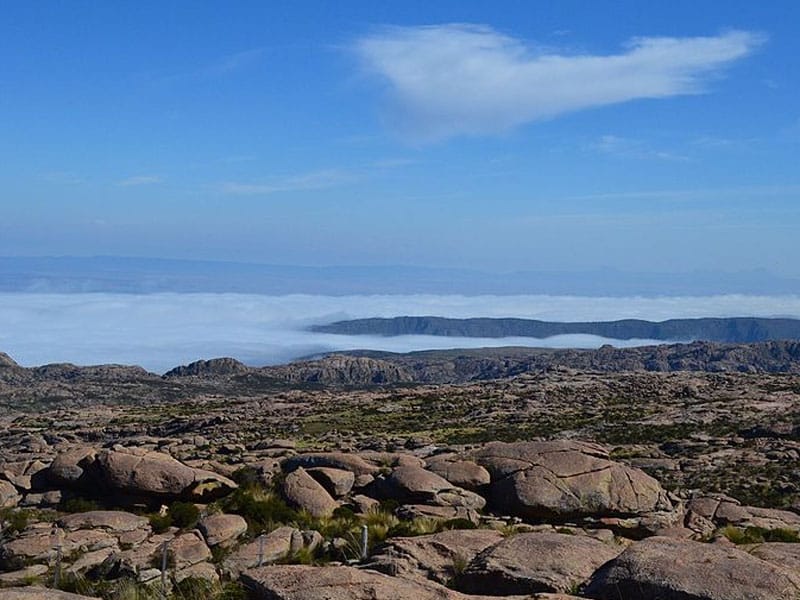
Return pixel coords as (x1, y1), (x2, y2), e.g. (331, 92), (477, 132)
(1, 293), (799, 373)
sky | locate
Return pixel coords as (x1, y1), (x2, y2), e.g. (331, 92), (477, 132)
(1, 1), (799, 278)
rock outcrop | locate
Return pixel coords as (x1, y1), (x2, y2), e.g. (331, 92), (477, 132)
(473, 441), (674, 529)
(240, 564), (552, 600)
(458, 532), (622, 595)
(367, 529), (504, 584)
(583, 536), (800, 600)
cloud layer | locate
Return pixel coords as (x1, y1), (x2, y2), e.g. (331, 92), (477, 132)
(1, 292), (798, 373)
(355, 25), (764, 139)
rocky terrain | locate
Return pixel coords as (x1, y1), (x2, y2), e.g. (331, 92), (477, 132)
(313, 315), (800, 343)
(1, 345), (799, 599)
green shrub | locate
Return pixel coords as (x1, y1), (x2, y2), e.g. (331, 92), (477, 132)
(278, 545), (318, 565)
(555, 527), (576, 535)
(149, 513), (173, 534)
(441, 518), (477, 531)
(216, 581), (250, 600)
(221, 487), (298, 534)
(332, 506), (356, 521)
(1, 508), (30, 534)
(718, 525), (798, 545)
(231, 466), (260, 488)
(61, 497), (100, 513)
(388, 517), (441, 538)
(173, 576), (217, 598)
(762, 527), (800, 543)
(169, 502), (199, 530)
(378, 498), (400, 513)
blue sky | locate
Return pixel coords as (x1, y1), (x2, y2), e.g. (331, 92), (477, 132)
(1, 1), (798, 277)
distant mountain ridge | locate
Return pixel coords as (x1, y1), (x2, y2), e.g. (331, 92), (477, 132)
(3, 342), (800, 404)
(312, 316), (800, 343)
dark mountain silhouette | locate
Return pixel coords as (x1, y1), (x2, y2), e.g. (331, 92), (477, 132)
(312, 316), (800, 343)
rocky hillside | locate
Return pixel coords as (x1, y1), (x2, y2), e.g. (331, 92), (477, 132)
(4, 342), (800, 410)
(1, 436), (799, 599)
(159, 340), (800, 384)
(1, 343), (799, 598)
(313, 315), (800, 343)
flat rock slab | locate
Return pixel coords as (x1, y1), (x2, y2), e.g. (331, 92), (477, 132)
(0, 479), (20, 508)
(241, 564), (547, 600)
(367, 529), (505, 584)
(0, 564), (49, 586)
(170, 531), (212, 569)
(59, 510), (149, 532)
(223, 526), (302, 574)
(583, 536), (800, 600)
(749, 542), (800, 572)
(199, 512), (248, 547)
(458, 531), (622, 595)
(0, 588), (100, 599)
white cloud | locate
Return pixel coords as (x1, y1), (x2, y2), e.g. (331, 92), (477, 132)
(0, 292), (798, 372)
(355, 25), (764, 140)
(220, 168), (356, 196)
(117, 175), (163, 187)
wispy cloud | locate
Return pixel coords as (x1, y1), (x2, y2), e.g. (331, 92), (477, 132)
(200, 48), (266, 78)
(589, 135), (688, 161)
(41, 171), (85, 185)
(371, 157), (417, 169)
(354, 25), (765, 140)
(117, 175), (163, 187)
(218, 158), (417, 196)
(218, 155), (257, 164)
(563, 183), (800, 204)
(134, 48), (265, 87)
(220, 168), (356, 196)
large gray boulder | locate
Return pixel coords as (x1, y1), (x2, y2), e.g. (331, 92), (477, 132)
(379, 466), (486, 511)
(583, 536), (800, 600)
(458, 531), (622, 595)
(425, 458), (491, 492)
(282, 467), (338, 518)
(472, 441), (672, 521)
(96, 448), (236, 500)
(199, 513), (248, 547)
(282, 453), (379, 477)
(47, 447), (98, 488)
(306, 467), (355, 498)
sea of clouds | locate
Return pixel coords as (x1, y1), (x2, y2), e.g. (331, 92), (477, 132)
(1, 293), (800, 373)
